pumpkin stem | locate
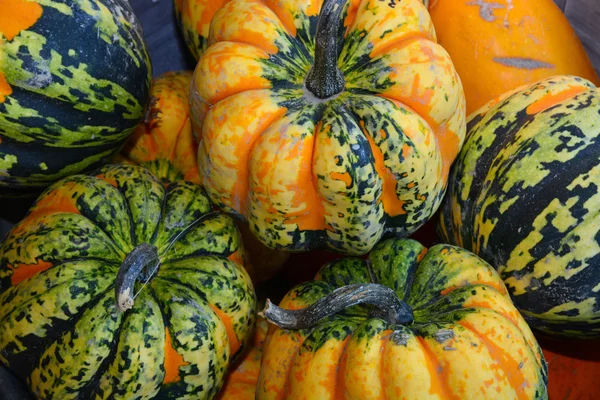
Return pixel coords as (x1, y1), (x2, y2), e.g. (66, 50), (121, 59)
(260, 283), (413, 329)
(115, 243), (160, 312)
(305, 0), (347, 99)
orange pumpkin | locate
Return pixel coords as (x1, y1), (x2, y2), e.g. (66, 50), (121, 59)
(117, 72), (289, 283)
(117, 71), (199, 183)
(427, 0), (600, 114)
(540, 339), (600, 399)
(215, 317), (268, 400)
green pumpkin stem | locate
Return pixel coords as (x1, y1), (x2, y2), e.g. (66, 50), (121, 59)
(115, 243), (160, 312)
(261, 283), (414, 329)
(305, 0), (347, 99)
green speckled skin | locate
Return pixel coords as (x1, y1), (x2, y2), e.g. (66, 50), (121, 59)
(0, 0), (151, 197)
(191, 0), (466, 255)
(0, 164), (256, 400)
(438, 75), (600, 337)
(257, 238), (548, 400)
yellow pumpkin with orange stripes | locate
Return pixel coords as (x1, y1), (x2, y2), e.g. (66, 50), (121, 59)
(259, 238), (548, 399)
(190, 0), (466, 255)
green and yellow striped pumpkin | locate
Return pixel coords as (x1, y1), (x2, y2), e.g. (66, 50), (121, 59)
(0, 0), (151, 197)
(258, 238), (548, 399)
(439, 75), (600, 338)
(191, 0), (466, 255)
(0, 164), (256, 399)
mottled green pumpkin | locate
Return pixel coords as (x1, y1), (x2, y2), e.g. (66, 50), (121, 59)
(439, 75), (600, 337)
(0, 0), (151, 196)
(0, 164), (256, 399)
(258, 238), (548, 399)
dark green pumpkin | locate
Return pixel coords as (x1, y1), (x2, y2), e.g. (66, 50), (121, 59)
(438, 75), (600, 338)
(0, 0), (151, 196)
(0, 164), (256, 399)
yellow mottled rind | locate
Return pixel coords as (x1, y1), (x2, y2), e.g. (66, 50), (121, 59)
(439, 75), (600, 337)
(191, 0), (466, 255)
(0, 164), (256, 399)
(257, 238), (548, 399)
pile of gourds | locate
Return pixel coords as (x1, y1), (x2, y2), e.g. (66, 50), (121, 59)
(1, 0), (599, 398)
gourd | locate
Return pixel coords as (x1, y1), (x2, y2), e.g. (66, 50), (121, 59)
(173, 0), (229, 60)
(116, 71), (198, 183)
(0, 0), (152, 196)
(191, 0), (466, 255)
(0, 164), (256, 399)
(258, 238), (548, 399)
(117, 71), (289, 283)
(427, 0), (600, 114)
(215, 316), (268, 400)
(438, 75), (600, 337)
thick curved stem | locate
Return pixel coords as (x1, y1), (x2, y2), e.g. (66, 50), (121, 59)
(305, 0), (347, 99)
(261, 283), (414, 330)
(115, 243), (160, 312)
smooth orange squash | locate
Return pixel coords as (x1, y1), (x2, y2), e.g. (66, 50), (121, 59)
(541, 339), (600, 399)
(428, 0), (600, 114)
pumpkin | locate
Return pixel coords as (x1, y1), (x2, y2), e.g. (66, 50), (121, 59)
(116, 71), (290, 283)
(116, 71), (199, 183)
(191, 0), (466, 255)
(257, 238), (548, 399)
(0, 164), (256, 399)
(427, 0), (600, 115)
(438, 75), (600, 337)
(173, 0), (229, 61)
(541, 339), (600, 399)
(215, 316), (268, 400)
(0, 0), (152, 197)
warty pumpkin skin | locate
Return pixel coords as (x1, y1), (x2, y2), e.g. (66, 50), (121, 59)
(0, 0), (152, 197)
(192, 0), (466, 255)
(438, 75), (600, 337)
(258, 238), (548, 400)
(0, 164), (256, 400)
(427, 0), (600, 115)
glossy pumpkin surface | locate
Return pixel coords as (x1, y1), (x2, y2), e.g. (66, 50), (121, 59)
(438, 75), (600, 337)
(0, 0), (152, 196)
(0, 164), (256, 399)
(192, 0), (466, 255)
(428, 0), (600, 115)
(257, 238), (548, 399)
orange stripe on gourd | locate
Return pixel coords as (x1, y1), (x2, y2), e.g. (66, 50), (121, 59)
(249, 116), (327, 232)
(163, 327), (189, 384)
(210, 0), (282, 55)
(210, 304), (241, 356)
(8, 259), (53, 286)
(362, 120), (407, 216)
(526, 85), (590, 115)
(199, 90), (286, 214)
(342, 328), (389, 399)
(193, 42), (271, 104)
(287, 336), (350, 400)
(460, 315), (539, 399)
(0, 0), (43, 41)
(380, 333), (442, 399)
